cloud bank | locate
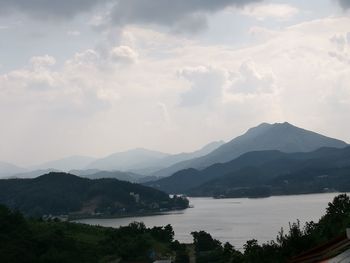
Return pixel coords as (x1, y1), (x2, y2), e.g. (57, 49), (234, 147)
(337, 0), (350, 10)
(0, 0), (261, 31)
(0, 0), (106, 19)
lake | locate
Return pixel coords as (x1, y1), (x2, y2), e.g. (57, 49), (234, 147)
(76, 193), (341, 249)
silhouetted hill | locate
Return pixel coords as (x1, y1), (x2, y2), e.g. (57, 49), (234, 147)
(147, 146), (350, 196)
(9, 169), (60, 179)
(146, 150), (285, 193)
(153, 122), (347, 177)
(0, 172), (188, 217)
(79, 170), (142, 182)
(189, 146), (350, 197)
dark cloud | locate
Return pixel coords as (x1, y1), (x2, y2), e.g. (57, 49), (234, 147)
(0, 0), (261, 31)
(0, 0), (107, 19)
(110, 0), (261, 26)
(337, 0), (350, 9)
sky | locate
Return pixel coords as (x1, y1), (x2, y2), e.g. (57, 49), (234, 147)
(0, 0), (350, 166)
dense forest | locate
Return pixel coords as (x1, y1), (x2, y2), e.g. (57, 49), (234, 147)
(1, 194), (350, 262)
(0, 204), (184, 263)
(0, 172), (189, 217)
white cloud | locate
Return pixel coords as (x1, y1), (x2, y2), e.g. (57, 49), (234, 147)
(30, 55), (56, 68)
(329, 31), (350, 64)
(229, 61), (276, 95)
(156, 102), (171, 125)
(178, 66), (227, 107)
(110, 45), (138, 64)
(2, 16), (350, 165)
(65, 49), (101, 68)
(248, 26), (278, 40)
(241, 3), (299, 20)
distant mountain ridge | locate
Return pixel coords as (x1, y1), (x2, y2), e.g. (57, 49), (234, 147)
(76, 170), (144, 182)
(31, 155), (97, 172)
(86, 141), (224, 174)
(147, 146), (350, 196)
(145, 150), (287, 193)
(150, 140), (224, 170)
(1, 122), (347, 182)
(0, 161), (26, 177)
(189, 146), (350, 197)
(0, 140), (223, 179)
(152, 122), (347, 177)
(86, 148), (169, 172)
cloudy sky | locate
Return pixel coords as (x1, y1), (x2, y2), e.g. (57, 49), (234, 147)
(1, 0), (350, 166)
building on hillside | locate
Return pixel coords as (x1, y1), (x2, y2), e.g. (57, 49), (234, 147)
(289, 229), (350, 263)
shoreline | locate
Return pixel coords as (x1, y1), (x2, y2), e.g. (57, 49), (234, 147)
(191, 190), (340, 200)
(69, 207), (189, 221)
(70, 192), (342, 221)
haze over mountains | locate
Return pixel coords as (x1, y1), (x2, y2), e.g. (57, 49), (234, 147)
(189, 146), (350, 197)
(0, 161), (26, 178)
(146, 122), (348, 193)
(152, 122), (347, 177)
(86, 141), (224, 174)
(148, 146), (350, 195)
(0, 140), (224, 179)
(1, 122), (348, 191)
(31, 155), (97, 171)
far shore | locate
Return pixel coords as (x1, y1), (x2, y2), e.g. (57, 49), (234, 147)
(69, 207), (189, 221)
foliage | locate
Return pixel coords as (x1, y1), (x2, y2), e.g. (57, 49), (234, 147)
(0, 205), (187, 263)
(191, 230), (243, 263)
(0, 172), (189, 217)
(2, 192), (350, 262)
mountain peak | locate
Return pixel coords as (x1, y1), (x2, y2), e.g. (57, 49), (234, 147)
(141, 122), (348, 178)
(248, 122), (297, 136)
(255, 121), (293, 129)
(272, 121), (294, 128)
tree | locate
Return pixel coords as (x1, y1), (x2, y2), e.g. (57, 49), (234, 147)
(191, 231), (222, 252)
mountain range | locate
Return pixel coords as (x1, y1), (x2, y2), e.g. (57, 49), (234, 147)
(30, 155), (97, 171)
(146, 122), (348, 194)
(189, 146), (350, 197)
(1, 122), (348, 197)
(151, 122), (347, 178)
(0, 140), (224, 178)
(85, 141), (224, 174)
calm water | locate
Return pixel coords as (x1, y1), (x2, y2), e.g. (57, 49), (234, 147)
(76, 193), (341, 249)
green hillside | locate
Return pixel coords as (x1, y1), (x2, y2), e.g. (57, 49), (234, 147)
(0, 172), (188, 217)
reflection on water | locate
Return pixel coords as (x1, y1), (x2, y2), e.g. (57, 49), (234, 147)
(76, 192), (341, 249)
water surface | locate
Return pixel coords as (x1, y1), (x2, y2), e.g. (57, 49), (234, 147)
(77, 193), (340, 249)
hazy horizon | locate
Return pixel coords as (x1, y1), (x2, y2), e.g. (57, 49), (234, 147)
(1, 0), (350, 166)
(2, 121), (349, 168)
